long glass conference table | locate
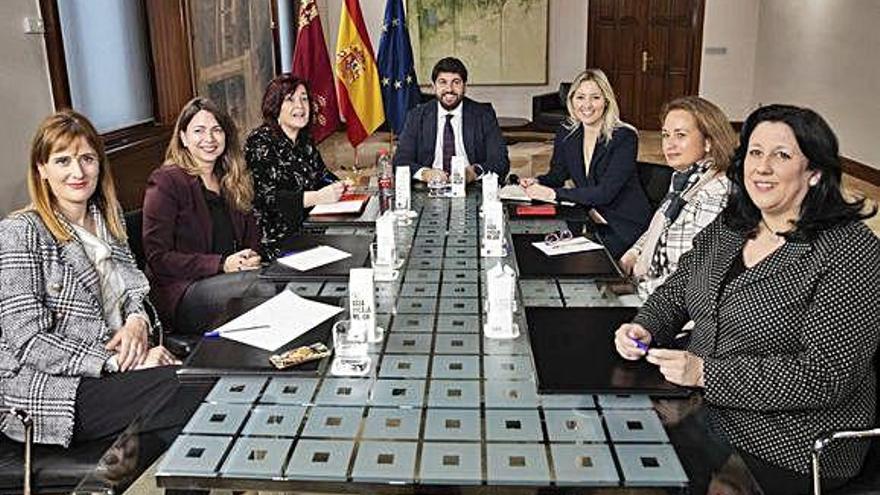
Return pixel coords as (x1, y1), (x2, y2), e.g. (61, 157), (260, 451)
(70, 190), (770, 494)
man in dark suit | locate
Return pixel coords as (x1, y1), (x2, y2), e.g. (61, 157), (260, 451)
(393, 57), (510, 183)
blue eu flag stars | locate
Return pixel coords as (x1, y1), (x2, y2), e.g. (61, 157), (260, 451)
(377, 0), (420, 135)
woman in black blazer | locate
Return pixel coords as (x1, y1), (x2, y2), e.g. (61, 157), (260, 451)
(520, 69), (651, 257)
(615, 105), (879, 493)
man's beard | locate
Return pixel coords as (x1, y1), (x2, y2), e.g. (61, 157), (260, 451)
(438, 92), (463, 111)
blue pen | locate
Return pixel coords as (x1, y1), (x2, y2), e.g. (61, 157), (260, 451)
(320, 170), (338, 186)
(204, 324), (270, 338)
(630, 337), (649, 352)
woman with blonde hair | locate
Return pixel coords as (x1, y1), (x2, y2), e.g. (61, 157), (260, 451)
(0, 110), (179, 447)
(620, 96), (738, 294)
(143, 97), (274, 334)
(519, 69), (651, 256)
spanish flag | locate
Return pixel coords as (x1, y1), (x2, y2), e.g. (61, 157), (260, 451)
(335, 0), (385, 147)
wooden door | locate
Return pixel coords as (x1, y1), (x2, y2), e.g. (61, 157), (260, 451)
(587, 0), (704, 130)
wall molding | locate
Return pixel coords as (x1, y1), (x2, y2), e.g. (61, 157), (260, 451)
(841, 156), (880, 187)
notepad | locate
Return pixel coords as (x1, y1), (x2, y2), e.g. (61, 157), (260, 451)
(211, 291), (343, 351)
(532, 237), (604, 256)
(310, 196), (368, 215)
(278, 245), (352, 271)
(499, 184), (531, 202)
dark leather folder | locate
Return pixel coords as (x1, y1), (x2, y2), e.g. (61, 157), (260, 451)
(526, 307), (689, 396)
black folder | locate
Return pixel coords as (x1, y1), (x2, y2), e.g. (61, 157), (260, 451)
(179, 296), (342, 378)
(261, 234), (370, 280)
(513, 233), (620, 279)
(526, 307), (689, 396)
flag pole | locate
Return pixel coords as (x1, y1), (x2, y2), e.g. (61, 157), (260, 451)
(353, 144), (359, 182)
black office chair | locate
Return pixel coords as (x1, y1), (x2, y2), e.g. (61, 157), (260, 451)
(636, 161), (674, 213)
(531, 82), (571, 132)
(123, 209), (198, 358)
(123, 209), (146, 271)
(813, 349), (880, 494)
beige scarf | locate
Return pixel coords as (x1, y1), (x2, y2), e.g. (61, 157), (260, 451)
(634, 167), (723, 278)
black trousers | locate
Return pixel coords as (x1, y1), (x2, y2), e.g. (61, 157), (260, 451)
(173, 270), (279, 335)
(672, 407), (851, 495)
(73, 366), (180, 444)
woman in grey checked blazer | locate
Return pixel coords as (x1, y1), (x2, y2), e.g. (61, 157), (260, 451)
(615, 105), (878, 493)
(0, 111), (180, 446)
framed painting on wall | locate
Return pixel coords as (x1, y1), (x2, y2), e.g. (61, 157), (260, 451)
(407, 0), (549, 85)
(188, 0), (275, 135)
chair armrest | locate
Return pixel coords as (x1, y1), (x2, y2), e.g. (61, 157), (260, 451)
(163, 334), (200, 358)
(811, 427), (880, 495)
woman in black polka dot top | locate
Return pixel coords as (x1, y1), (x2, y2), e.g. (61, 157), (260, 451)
(615, 104), (878, 493)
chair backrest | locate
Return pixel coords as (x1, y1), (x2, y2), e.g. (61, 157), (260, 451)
(123, 209), (146, 271)
(558, 82), (572, 107)
(636, 161), (673, 212)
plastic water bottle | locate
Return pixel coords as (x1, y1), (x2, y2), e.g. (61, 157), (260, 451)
(377, 149), (394, 213)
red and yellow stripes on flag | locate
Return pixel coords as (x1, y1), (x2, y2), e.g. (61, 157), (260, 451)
(335, 0), (385, 147)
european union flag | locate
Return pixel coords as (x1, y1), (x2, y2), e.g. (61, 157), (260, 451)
(377, 0), (420, 135)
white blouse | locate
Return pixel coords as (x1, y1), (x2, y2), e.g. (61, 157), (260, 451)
(72, 218), (126, 330)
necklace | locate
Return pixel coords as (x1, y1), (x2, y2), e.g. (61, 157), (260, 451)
(760, 219), (785, 244)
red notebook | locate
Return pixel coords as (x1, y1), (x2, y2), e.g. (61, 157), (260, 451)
(339, 193), (371, 202)
(516, 204), (557, 217)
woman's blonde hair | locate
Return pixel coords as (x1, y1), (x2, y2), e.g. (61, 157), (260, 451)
(661, 96), (737, 172)
(27, 110), (125, 243)
(564, 69), (632, 142)
(164, 97), (253, 211)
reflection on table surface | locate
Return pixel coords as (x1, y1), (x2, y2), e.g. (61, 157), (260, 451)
(64, 190), (840, 495)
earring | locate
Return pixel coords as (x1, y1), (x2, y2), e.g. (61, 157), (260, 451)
(809, 176), (819, 186)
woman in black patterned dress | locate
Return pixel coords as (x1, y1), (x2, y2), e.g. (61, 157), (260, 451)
(245, 74), (345, 258)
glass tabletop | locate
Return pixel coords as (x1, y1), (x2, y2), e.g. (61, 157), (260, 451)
(58, 188), (865, 495)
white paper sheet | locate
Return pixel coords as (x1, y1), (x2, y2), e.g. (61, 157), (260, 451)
(277, 245), (351, 271)
(309, 198), (366, 215)
(532, 237), (604, 256)
(212, 291), (343, 351)
(499, 184), (531, 202)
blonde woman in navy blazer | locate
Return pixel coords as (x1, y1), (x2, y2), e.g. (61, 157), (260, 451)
(520, 69), (651, 257)
(616, 105), (879, 493)
(0, 111), (179, 447)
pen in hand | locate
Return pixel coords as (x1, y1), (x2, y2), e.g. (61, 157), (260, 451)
(630, 337), (649, 352)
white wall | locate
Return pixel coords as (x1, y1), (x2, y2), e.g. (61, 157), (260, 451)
(751, 0), (880, 169)
(0, 0), (55, 216)
(698, 0), (760, 121)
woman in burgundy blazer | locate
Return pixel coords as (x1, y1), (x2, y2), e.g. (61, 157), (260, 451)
(143, 98), (273, 334)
